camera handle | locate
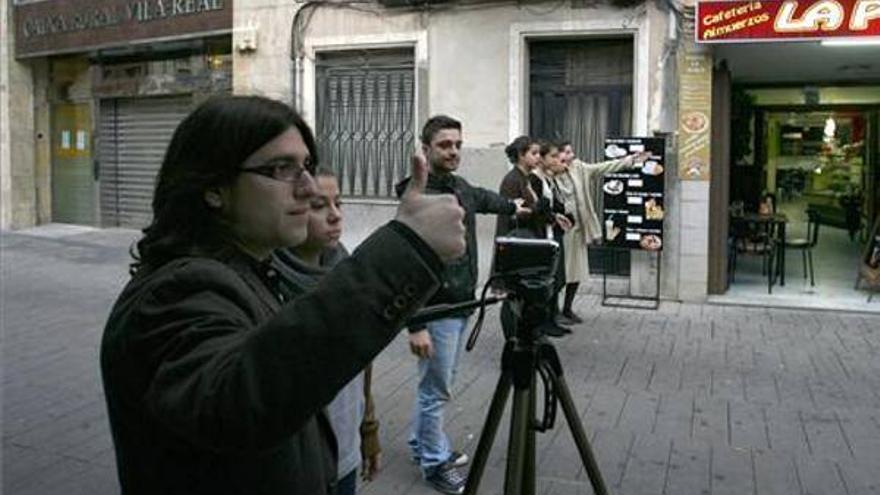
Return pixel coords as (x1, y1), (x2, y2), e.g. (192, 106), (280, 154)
(405, 296), (505, 328)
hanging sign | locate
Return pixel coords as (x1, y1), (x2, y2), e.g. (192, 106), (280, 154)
(602, 137), (666, 252)
(14, 0), (231, 59)
(696, 0), (880, 43)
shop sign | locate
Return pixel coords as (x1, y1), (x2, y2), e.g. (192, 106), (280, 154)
(696, 0), (880, 43)
(14, 0), (231, 59)
(602, 137), (666, 252)
(677, 39), (713, 181)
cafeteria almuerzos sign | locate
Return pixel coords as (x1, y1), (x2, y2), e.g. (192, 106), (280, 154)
(696, 0), (880, 42)
(14, 0), (232, 58)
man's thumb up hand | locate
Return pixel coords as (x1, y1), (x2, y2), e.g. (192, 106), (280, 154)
(402, 150), (429, 201)
(395, 151), (465, 262)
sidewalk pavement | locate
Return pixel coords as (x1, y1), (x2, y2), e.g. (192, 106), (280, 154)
(2, 225), (879, 495)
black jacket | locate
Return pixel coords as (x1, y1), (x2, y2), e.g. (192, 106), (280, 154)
(100, 222), (441, 495)
(396, 172), (515, 315)
(528, 173), (575, 239)
(496, 166), (555, 238)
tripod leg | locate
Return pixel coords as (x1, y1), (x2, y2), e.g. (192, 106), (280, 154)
(504, 385), (531, 495)
(464, 370), (513, 495)
(551, 372), (611, 495)
(521, 371), (537, 495)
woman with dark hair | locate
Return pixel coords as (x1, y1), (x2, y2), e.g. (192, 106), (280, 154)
(496, 135), (543, 237)
(272, 167), (382, 494)
(100, 95), (465, 495)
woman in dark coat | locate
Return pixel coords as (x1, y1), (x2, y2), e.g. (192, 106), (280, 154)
(496, 135), (544, 238)
(100, 95), (465, 495)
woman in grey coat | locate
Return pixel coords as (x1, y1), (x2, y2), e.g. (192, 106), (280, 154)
(554, 141), (647, 321)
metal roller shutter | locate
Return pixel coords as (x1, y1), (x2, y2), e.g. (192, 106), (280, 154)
(99, 96), (192, 228)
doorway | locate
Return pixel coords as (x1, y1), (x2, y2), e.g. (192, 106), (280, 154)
(528, 37), (634, 276)
(723, 101), (880, 308)
(51, 103), (96, 225)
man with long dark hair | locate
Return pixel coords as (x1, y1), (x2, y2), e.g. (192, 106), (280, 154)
(100, 95), (465, 495)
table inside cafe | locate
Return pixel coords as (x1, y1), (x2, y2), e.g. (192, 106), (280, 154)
(730, 212), (789, 290)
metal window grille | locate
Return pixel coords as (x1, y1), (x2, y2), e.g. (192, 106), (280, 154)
(315, 49), (415, 198)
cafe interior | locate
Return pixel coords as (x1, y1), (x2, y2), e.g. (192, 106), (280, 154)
(711, 42), (880, 311)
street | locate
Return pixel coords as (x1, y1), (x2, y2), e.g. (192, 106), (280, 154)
(2, 225), (879, 495)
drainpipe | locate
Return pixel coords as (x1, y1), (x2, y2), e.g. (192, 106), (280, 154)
(290, 2), (324, 112)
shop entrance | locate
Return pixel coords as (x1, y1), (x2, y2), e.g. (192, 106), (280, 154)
(708, 43), (880, 310)
(727, 105), (878, 303)
(51, 103), (96, 225)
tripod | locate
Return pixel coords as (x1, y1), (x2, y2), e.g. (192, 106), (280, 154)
(463, 287), (611, 495)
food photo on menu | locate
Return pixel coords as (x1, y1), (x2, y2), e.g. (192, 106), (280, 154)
(639, 234), (662, 251)
(641, 160), (664, 176)
(604, 214), (622, 242)
(645, 197), (664, 220)
(603, 179), (624, 196)
(605, 143), (629, 159)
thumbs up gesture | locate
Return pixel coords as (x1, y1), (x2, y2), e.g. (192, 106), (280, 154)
(395, 150), (466, 262)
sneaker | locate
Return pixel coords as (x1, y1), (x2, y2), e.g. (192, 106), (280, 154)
(425, 462), (467, 494)
(448, 450), (469, 467)
(412, 450), (469, 467)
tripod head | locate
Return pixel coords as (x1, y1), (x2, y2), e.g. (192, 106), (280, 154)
(406, 236), (560, 358)
(464, 236), (560, 351)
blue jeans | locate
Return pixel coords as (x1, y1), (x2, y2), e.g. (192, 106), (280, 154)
(408, 317), (469, 475)
(334, 469), (356, 495)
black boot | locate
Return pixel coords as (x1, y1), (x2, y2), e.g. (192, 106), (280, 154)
(561, 283), (583, 323)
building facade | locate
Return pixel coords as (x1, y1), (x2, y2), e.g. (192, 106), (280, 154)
(14, 1), (875, 307)
(2, 0), (233, 230)
(230, 0), (702, 299)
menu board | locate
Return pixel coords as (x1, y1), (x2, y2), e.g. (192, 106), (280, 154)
(601, 137), (666, 251)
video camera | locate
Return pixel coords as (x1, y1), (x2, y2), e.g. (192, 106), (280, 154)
(486, 236), (560, 344)
(492, 236), (559, 286)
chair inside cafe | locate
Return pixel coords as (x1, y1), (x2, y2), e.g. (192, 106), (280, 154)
(728, 195), (780, 283)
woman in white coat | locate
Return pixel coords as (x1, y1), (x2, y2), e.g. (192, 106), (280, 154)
(554, 141), (647, 322)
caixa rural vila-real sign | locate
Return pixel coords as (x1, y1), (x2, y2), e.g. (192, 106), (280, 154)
(696, 0), (880, 42)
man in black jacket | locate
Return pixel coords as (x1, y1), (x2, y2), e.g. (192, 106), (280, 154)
(100, 96), (465, 495)
(395, 115), (528, 494)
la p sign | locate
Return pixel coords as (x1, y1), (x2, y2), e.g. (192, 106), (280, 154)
(697, 0), (880, 42)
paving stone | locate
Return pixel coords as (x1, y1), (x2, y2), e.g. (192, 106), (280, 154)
(708, 442), (754, 495)
(664, 438), (711, 495)
(753, 449), (800, 495)
(794, 455), (848, 495)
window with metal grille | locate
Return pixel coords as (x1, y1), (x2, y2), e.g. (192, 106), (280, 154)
(315, 48), (415, 198)
(529, 38), (634, 275)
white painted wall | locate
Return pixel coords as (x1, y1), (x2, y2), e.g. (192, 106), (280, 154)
(1, 0), (10, 230)
(233, 1), (684, 296)
(232, 0), (298, 103)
